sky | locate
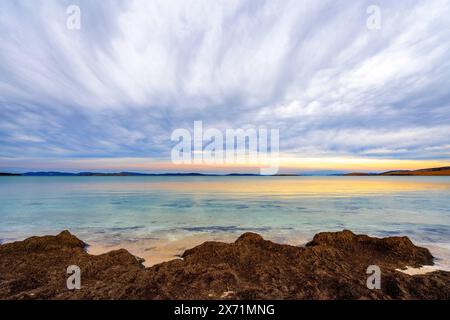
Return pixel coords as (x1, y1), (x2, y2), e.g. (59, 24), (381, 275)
(0, 0), (450, 173)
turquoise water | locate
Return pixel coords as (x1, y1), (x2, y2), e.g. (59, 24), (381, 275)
(1, 176), (450, 268)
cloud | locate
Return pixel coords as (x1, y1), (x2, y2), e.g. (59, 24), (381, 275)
(0, 0), (449, 171)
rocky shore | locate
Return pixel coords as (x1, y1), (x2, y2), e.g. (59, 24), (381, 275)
(0, 230), (448, 300)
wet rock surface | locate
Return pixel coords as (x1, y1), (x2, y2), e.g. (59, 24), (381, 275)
(0, 230), (448, 300)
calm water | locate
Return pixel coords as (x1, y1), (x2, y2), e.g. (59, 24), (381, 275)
(1, 176), (450, 268)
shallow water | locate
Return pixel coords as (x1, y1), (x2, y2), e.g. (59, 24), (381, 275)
(1, 176), (449, 268)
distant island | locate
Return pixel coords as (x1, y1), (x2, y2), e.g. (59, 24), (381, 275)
(1, 166), (449, 176)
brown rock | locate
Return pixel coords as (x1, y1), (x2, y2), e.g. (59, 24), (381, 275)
(0, 230), (448, 300)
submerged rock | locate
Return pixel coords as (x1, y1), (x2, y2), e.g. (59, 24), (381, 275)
(0, 230), (448, 300)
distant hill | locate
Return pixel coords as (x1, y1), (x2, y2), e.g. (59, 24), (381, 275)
(344, 166), (450, 176)
(20, 172), (212, 177)
(10, 172), (275, 177)
(22, 172), (77, 176)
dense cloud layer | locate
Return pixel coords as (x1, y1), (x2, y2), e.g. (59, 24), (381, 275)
(0, 0), (449, 171)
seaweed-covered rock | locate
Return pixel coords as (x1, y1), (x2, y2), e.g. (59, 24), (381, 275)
(0, 230), (448, 300)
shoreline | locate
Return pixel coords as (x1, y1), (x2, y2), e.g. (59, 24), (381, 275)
(2, 227), (450, 272)
(83, 228), (314, 268)
(86, 233), (238, 267)
(85, 233), (450, 273)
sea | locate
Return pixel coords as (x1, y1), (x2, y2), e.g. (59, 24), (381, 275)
(1, 176), (449, 269)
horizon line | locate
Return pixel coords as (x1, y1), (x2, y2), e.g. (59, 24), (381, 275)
(1, 165), (450, 177)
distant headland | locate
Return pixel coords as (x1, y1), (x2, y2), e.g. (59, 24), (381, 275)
(343, 166), (450, 176)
